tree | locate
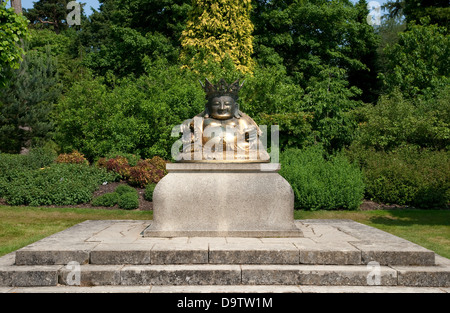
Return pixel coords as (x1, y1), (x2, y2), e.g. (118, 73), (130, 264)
(24, 0), (85, 33)
(10, 0), (21, 14)
(79, 0), (190, 78)
(384, 0), (450, 29)
(0, 47), (61, 153)
(379, 21), (449, 98)
(252, 0), (380, 102)
(180, 0), (255, 75)
(0, 0), (30, 86)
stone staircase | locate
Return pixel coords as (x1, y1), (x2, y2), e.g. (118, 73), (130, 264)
(1, 219), (449, 292)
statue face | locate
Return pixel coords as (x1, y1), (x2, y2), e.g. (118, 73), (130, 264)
(208, 95), (236, 120)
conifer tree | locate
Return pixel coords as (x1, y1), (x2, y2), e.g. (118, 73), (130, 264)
(0, 47), (61, 153)
(180, 0), (255, 75)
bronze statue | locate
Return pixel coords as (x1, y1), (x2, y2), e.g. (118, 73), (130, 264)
(178, 78), (270, 162)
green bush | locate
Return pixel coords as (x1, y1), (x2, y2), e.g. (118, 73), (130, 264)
(352, 86), (450, 152)
(0, 149), (57, 199)
(144, 183), (156, 201)
(347, 144), (450, 208)
(54, 66), (205, 161)
(0, 153), (28, 181)
(117, 192), (139, 210)
(91, 192), (119, 207)
(27, 147), (58, 169)
(0, 147), (56, 179)
(280, 146), (365, 210)
(91, 184), (140, 209)
(1, 163), (117, 206)
(114, 184), (136, 196)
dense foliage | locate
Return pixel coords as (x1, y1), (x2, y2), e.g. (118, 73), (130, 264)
(92, 184), (140, 210)
(180, 0), (255, 74)
(0, 0), (30, 86)
(0, 150), (117, 206)
(280, 145), (365, 210)
(0, 0), (448, 209)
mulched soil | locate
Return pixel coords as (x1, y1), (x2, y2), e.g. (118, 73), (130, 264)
(359, 199), (413, 211)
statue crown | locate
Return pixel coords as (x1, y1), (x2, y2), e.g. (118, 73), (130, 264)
(200, 78), (244, 99)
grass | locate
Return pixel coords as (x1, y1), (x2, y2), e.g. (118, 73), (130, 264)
(0, 205), (449, 259)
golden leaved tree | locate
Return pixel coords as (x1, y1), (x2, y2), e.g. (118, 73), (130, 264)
(180, 0), (255, 75)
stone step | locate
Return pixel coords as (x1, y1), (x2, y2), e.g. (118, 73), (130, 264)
(1, 220), (449, 290)
(14, 240), (436, 266)
(1, 253), (450, 288)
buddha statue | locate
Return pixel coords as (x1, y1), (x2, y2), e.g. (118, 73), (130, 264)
(178, 78), (270, 162)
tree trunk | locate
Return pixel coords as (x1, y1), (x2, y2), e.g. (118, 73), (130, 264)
(11, 0), (22, 14)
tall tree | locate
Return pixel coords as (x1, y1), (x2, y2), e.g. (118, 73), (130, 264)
(0, 0), (30, 86)
(0, 47), (61, 153)
(79, 0), (190, 78)
(180, 0), (255, 75)
(384, 0), (450, 29)
(10, 0), (21, 14)
(24, 0), (85, 33)
(252, 0), (380, 101)
(379, 22), (449, 98)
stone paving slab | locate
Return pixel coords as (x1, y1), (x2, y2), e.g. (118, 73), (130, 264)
(151, 242), (209, 264)
(350, 240), (435, 266)
(90, 243), (153, 265)
(209, 243), (299, 264)
(8, 219), (441, 267)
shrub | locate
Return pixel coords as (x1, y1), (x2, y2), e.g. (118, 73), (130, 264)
(27, 147), (57, 168)
(103, 152), (141, 167)
(0, 154), (28, 182)
(97, 155), (168, 188)
(91, 184), (140, 209)
(55, 150), (89, 165)
(114, 184), (136, 196)
(91, 192), (119, 207)
(128, 159), (165, 188)
(280, 145), (365, 210)
(117, 192), (139, 210)
(104, 156), (131, 179)
(0, 147), (56, 178)
(144, 183), (157, 201)
(352, 87), (450, 152)
(347, 144), (450, 208)
(0, 149), (57, 199)
(2, 163), (117, 206)
(54, 67), (205, 161)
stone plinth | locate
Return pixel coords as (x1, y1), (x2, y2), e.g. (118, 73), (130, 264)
(142, 163), (302, 237)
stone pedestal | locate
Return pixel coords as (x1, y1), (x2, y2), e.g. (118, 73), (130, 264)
(142, 163), (302, 237)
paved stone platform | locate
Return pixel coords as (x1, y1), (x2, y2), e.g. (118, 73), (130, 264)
(1, 219), (449, 292)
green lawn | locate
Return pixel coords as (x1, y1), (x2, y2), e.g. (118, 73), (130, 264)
(0, 205), (449, 259)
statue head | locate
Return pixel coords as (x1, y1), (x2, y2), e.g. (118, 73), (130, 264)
(200, 78), (244, 120)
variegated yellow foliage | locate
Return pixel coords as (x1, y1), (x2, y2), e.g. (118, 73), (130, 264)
(180, 0), (255, 75)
